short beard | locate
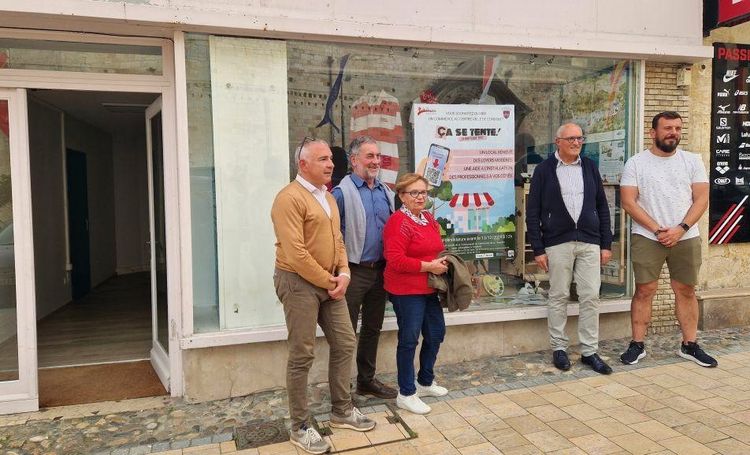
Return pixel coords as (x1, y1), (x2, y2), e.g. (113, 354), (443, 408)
(655, 137), (679, 154)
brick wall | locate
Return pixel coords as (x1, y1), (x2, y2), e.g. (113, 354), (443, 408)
(643, 62), (692, 334)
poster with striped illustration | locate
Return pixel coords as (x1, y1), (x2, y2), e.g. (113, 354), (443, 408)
(350, 90), (404, 187)
(413, 104), (515, 259)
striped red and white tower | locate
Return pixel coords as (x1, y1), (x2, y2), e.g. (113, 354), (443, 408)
(350, 90), (404, 187)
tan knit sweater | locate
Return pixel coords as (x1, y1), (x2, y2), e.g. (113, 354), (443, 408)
(271, 180), (349, 290)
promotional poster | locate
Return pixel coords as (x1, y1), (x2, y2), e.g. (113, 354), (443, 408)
(413, 104), (515, 259)
(710, 42), (750, 244)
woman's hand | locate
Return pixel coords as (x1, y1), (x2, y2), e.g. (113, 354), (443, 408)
(422, 258), (448, 275)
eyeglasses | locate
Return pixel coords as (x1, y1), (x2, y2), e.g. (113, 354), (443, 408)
(295, 136), (315, 162)
(402, 190), (428, 198)
(297, 136), (314, 153)
(557, 136), (586, 144)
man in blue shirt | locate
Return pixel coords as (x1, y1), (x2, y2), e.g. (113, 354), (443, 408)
(332, 136), (397, 399)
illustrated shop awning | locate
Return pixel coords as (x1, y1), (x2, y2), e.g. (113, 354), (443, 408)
(449, 192), (495, 208)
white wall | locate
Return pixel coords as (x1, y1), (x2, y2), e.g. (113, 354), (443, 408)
(64, 115), (117, 289)
(0, 0), (711, 60)
(27, 99), (70, 319)
(112, 129), (149, 275)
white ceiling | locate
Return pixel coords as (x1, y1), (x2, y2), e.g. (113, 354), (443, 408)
(30, 90), (160, 135)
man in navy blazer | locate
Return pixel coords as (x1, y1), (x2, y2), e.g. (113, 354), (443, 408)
(526, 123), (613, 375)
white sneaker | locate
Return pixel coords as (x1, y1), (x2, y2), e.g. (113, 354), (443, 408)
(396, 393), (431, 415)
(289, 424), (330, 454)
(415, 380), (448, 397)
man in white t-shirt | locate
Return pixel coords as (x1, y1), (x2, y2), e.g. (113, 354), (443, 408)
(619, 111), (716, 368)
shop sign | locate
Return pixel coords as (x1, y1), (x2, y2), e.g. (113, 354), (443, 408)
(413, 104), (516, 259)
(719, 0), (750, 26)
(709, 43), (750, 244)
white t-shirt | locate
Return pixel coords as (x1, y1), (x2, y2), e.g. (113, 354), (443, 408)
(620, 148), (708, 241)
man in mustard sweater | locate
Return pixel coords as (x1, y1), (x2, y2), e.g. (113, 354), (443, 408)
(271, 138), (375, 454)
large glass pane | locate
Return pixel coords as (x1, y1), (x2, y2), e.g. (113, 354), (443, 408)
(0, 99), (18, 381)
(185, 34), (220, 333)
(0, 39), (162, 75)
(185, 34), (637, 332)
(284, 45), (634, 315)
(151, 112), (169, 353)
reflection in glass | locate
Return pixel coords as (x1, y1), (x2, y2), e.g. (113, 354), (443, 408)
(185, 34), (220, 333)
(285, 43), (634, 314)
(0, 99), (19, 381)
(0, 39), (162, 75)
(184, 33), (637, 332)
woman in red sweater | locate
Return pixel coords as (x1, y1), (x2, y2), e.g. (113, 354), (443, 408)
(383, 173), (449, 415)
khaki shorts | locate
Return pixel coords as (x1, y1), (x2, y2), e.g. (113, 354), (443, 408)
(631, 234), (701, 285)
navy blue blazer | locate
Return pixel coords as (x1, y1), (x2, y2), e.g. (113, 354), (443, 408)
(525, 155), (613, 256)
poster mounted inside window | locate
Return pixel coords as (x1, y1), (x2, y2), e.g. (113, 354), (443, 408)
(412, 104), (516, 262)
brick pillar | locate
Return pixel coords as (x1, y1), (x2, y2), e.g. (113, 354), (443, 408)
(642, 62), (691, 335)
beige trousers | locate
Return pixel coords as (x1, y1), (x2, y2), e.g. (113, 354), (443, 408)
(545, 241), (601, 356)
(274, 268), (356, 430)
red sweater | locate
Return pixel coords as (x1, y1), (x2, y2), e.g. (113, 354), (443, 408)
(383, 210), (445, 295)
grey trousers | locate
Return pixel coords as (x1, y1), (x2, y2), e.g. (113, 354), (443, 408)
(545, 241), (601, 356)
(273, 268), (356, 430)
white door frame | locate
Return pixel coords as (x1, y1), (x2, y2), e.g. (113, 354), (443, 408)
(0, 29), (184, 402)
(0, 88), (38, 414)
(145, 96), (170, 391)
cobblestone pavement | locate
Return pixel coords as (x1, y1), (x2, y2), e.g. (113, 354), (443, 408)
(1, 327), (749, 455)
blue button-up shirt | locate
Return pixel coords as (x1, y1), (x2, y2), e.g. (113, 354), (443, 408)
(331, 173), (392, 262)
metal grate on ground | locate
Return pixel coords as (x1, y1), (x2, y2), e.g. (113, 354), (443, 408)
(234, 404), (417, 453)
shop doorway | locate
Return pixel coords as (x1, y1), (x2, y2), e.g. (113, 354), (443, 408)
(0, 31), (181, 415)
(0, 89), (170, 408)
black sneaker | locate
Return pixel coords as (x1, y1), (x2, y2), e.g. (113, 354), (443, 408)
(678, 341), (718, 368)
(620, 340), (646, 365)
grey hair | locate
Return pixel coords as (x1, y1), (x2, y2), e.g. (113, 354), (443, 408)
(556, 123), (583, 138)
(348, 136), (378, 158)
(294, 138), (329, 170)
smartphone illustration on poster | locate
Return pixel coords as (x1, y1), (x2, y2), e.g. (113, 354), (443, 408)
(424, 143), (450, 187)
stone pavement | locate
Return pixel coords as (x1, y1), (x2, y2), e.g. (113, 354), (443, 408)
(2, 327), (750, 454)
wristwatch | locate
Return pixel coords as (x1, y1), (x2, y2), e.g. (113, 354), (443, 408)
(679, 222), (690, 231)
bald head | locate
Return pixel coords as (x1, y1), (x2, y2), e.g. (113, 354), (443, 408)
(294, 138), (329, 168)
(296, 140), (334, 187)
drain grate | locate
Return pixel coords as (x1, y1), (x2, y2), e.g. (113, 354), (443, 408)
(234, 405), (417, 452)
(234, 418), (289, 449)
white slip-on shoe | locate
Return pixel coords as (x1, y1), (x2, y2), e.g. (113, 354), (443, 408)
(396, 393), (431, 415)
(415, 380), (448, 397)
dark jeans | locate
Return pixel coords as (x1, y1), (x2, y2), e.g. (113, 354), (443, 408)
(346, 264), (387, 384)
(389, 293), (445, 396)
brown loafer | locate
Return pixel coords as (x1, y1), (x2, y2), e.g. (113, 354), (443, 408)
(356, 378), (397, 399)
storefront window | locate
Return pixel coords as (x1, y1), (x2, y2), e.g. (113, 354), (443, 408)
(186, 33), (639, 332)
(0, 38), (162, 75)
